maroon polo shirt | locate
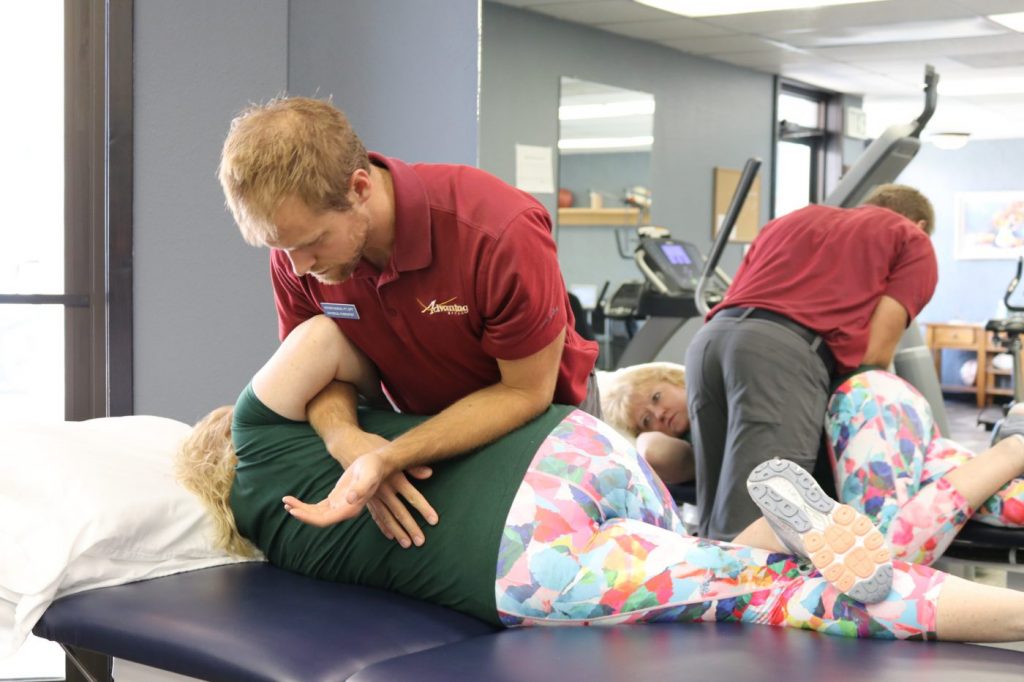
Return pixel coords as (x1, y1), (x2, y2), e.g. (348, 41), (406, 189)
(271, 153), (598, 415)
(709, 204), (937, 374)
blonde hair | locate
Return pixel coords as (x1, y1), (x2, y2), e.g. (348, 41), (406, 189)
(599, 362), (686, 437)
(218, 96), (370, 246)
(175, 405), (259, 558)
(861, 184), (935, 235)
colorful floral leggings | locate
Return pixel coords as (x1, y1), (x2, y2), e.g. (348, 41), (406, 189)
(495, 410), (944, 640)
(827, 370), (1024, 566)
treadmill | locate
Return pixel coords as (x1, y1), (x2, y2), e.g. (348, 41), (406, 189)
(609, 158), (760, 368)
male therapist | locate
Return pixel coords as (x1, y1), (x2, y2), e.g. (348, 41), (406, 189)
(685, 184), (937, 540)
(218, 97), (599, 545)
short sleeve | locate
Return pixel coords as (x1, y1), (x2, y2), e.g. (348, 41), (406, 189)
(270, 250), (321, 340)
(884, 228), (938, 322)
(477, 207), (568, 360)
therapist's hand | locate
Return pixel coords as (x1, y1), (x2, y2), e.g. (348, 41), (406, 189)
(326, 430), (438, 547)
(283, 452), (383, 527)
(283, 452), (437, 547)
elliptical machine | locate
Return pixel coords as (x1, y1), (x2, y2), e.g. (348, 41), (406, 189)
(985, 256), (1024, 442)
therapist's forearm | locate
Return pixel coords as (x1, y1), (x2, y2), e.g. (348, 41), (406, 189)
(307, 381), (366, 465)
(376, 382), (552, 475)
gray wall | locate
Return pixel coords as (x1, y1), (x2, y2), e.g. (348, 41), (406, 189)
(899, 139), (1024, 326)
(133, 0), (481, 421)
(559, 152), (651, 205)
(558, 151), (654, 292)
(133, 0), (287, 421)
(480, 3), (775, 300)
(288, 0), (480, 165)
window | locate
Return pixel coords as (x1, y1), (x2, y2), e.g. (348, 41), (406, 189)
(0, 0), (133, 422)
(771, 79), (843, 218)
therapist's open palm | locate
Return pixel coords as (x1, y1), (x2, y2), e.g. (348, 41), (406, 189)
(283, 453), (384, 527)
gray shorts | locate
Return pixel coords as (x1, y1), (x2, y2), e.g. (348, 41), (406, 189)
(685, 314), (831, 540)
(577, 368), (603, 419)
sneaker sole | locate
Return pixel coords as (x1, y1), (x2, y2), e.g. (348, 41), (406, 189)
(747, 459), (893, 604)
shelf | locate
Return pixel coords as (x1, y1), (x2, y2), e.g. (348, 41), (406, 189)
(558, 207), (648, 226)
(939, 384), (977, 395)
(926, 323), (989, 408)
(988, 387), (1015, 396)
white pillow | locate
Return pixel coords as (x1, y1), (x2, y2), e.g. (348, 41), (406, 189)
(0, 415), (259, 658)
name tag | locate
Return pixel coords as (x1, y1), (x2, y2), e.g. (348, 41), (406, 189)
(320, 302), (360, 320)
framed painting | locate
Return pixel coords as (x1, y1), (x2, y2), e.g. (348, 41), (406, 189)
(954, 191), (1024, 260)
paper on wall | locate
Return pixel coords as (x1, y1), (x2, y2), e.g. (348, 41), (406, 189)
(515, 144), (554, 194)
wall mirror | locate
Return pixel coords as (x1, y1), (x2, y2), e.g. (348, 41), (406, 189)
(556, 77), (654, 366)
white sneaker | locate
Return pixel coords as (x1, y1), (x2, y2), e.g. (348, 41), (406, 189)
(746, 458), (893, 604)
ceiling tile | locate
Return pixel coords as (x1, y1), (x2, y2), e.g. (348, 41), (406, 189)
(486, 0), (577, 7)
(658, 34), (779, 55)
(945, 0), (1024, 14)
(599, 17), (735, 41)
(695, 0), (972, 34)
(952, 50), (1024, 68)
(531, 0), (666, 24)
(807, 32), (1024, 62)
(771, 17), (1007, 49)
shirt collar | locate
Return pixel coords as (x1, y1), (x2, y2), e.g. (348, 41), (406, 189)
(370, 152), (432, 274)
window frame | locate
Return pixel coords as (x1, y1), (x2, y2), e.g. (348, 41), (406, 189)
(770, 77), (844, 219)
(0, 2), (124, 420)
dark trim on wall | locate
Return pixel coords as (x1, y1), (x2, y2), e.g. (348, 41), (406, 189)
(107, 0), (134, 416)
(64, 0), (134, 419)
(65, 0), (106, 420)
(823, 95), (844, 199)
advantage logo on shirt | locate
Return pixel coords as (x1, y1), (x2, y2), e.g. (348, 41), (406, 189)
(417, 297), (470, 316)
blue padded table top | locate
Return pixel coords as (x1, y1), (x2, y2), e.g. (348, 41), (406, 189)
(33, 563), (495, 682)
(351, 622), (1024, 682)
(34, 562), (1024, 682)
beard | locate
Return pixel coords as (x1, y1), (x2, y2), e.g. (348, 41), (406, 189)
(309, 216), (370, 284)
(310, 262), (355, 284)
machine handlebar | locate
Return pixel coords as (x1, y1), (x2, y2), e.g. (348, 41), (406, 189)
(695, 157), (762, 316)
(1006, 256), (1024, 313)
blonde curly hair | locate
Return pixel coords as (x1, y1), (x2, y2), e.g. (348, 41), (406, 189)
(174, 406), (259, 558)
(599, 362), (686, 437)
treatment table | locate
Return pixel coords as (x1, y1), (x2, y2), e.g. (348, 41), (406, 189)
(34, 563), (1024, 681)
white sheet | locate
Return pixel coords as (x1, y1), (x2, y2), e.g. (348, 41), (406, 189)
(0, 416), (257, 658)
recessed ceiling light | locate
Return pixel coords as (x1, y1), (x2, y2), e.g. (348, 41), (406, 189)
(989, 12), (1024, 33)
(929, 132), (971, 150)
(783, 18), (1004, 47)
(634, 0), (886, 18)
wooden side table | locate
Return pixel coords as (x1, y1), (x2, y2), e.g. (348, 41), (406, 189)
(924, 322), (987, 407)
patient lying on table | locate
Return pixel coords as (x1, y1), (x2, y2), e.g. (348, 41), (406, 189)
(177, 315), (1024, 641)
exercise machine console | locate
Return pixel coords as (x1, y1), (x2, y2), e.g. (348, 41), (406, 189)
(985, 257), (1024, 436)
(607, 158), (761, 368)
